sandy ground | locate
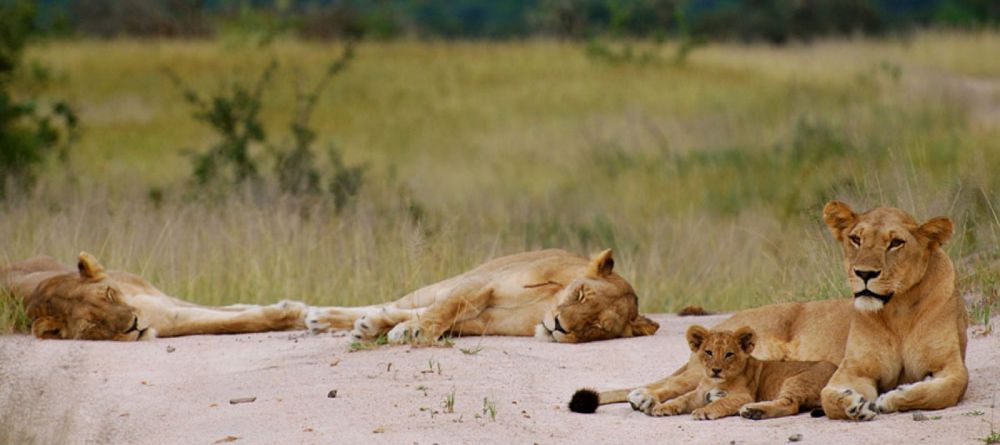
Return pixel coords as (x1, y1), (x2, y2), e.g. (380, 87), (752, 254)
(1, 313), (998, 445)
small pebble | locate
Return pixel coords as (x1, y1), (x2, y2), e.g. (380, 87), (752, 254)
(788, 433), (803, 442)
(328, 389), (338, 398)
(229, 397), (256, 405)
(166, 345), (176, 353)
(912, 411), (928, 421)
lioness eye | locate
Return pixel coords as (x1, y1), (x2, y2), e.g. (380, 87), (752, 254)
(725, 352), (734, 359)
(849, 235), (861, 246)
(889, 238), (905, 249)
(576, 288), (586, 301)
(705, 350), (713, 357)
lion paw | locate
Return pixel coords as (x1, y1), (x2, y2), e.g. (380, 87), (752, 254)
(349, 315), (382, 341)
(692, 407), (725, 420)
(305, 307), (331, 334)
(740, 405), (764, 420)
(841, 389), (878, 421)
(387, 322), (420, 343)
(650, 402), (685, 417)
(706, 389), (727, 403)
(628, 388), (656, 413)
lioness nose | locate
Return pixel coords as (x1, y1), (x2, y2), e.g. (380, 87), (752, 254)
(854, 269), (881, 282)
(553, 316), (567, 334)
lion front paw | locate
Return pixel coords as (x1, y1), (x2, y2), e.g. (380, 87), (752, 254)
(650, 401), (685, 417)
(835, 388), (878, 421)
(628, 388), (656, 413)
(692, 407), (728, 420)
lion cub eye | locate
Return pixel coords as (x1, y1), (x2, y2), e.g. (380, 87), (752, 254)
(705, 350), (713, 358)
(849, 234), (861, 246)
(724, 352), (734, 359)
(888, 238), (905, 250)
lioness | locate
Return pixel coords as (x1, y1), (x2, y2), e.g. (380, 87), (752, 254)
(570, 202), (968, 420)
(1, 252), (308, 340)
(306, 249), (660, 343)
(640, 325), (835, 420)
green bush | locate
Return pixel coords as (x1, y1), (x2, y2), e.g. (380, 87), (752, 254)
(0, 0), (77, 199)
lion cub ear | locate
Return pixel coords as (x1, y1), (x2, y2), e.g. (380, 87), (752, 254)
(31, 316), (66, 339)
(77, 251), (107, 281)
(918, 217), (953, 246)
(686, 325), (709, 352)
(734, 326), (756, 354)
(587, 249), (615, 278)
(628, 315), (660, 337)
(823, 201), (857, 241)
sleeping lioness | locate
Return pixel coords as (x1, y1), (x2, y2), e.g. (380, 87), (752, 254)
(571, 202), (968, 420)
(1, 252), (307, 340)
(643, 325), (835, 420)
(306, 249), (660, 343)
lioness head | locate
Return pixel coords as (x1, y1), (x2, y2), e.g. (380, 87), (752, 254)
(823, 201), (953, 312)
(538, 249), (659, 343)
(687, 324), (755, 380)
(26, 252), (152, 341)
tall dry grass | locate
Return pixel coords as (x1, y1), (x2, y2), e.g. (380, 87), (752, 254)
(2, 32), (999, 325)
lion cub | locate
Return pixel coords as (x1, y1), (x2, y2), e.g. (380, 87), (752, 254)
(648, 325), (836, 420)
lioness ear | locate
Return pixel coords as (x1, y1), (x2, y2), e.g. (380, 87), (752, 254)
(628, 315), (660, 337)
(918, 217), (953, 246)
(686, 325), (708, 352)
(823, 201), (857, 241)
(31, 316), (65, 339)
(734, 326), (756, 354)
(587, 249), (615, 278)
(78, 251), (106, 281)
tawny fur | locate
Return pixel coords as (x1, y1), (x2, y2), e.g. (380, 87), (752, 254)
(1, 252), (308, 341)
(306, 249), (659, 343)
(646, 325), (835, 420)
(581, 202), (968, 421)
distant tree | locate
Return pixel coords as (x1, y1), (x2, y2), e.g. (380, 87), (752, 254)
(0, 0), (77, 199)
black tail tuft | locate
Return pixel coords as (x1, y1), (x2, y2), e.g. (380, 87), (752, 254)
(810, 408), (826, 418)
(569, 389), (600, 413)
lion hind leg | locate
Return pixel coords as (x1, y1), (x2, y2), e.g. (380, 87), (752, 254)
(624, 359), (702, 412)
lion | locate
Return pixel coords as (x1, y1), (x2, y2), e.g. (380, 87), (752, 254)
(639, 325), (835, 420)
(305, 249), (660, 343)
(1, 252), (308, 340)
(569, 202), (968, 421)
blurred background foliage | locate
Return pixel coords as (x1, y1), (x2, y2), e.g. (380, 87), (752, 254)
(26, 0), (1000, 42)
(1, 0), (998, 321)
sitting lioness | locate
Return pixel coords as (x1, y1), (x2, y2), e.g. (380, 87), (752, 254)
(1, 252), (308, 340)
(641, 325), (835, 420)
(570, 202), (968, 421)
(306, 249), (660, 343)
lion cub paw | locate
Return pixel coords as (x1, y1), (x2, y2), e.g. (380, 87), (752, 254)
(650, 401), (685, 417)
(840, 389), (878, 421)
(739, 403), (769, 420)
(627, 388), (656, 413)
(692, 407), (726, 420)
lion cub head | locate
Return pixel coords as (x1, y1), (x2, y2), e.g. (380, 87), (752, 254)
(823, 201), (953, 312)
(540, 249), (659, 343)
(27, 252), (151, 341)
(686, 324), (755, 380)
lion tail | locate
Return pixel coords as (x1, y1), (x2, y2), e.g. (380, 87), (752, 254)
(568, 388), (631, 414)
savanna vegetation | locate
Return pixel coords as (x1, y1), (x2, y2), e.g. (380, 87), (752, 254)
(2, 30), (999, 333)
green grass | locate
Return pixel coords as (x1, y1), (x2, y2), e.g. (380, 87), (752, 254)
(2, 32), (1000, 331)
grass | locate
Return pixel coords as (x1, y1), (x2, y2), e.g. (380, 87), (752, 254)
(1, 31), (999, 332)
(443, 388), (456, 414)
